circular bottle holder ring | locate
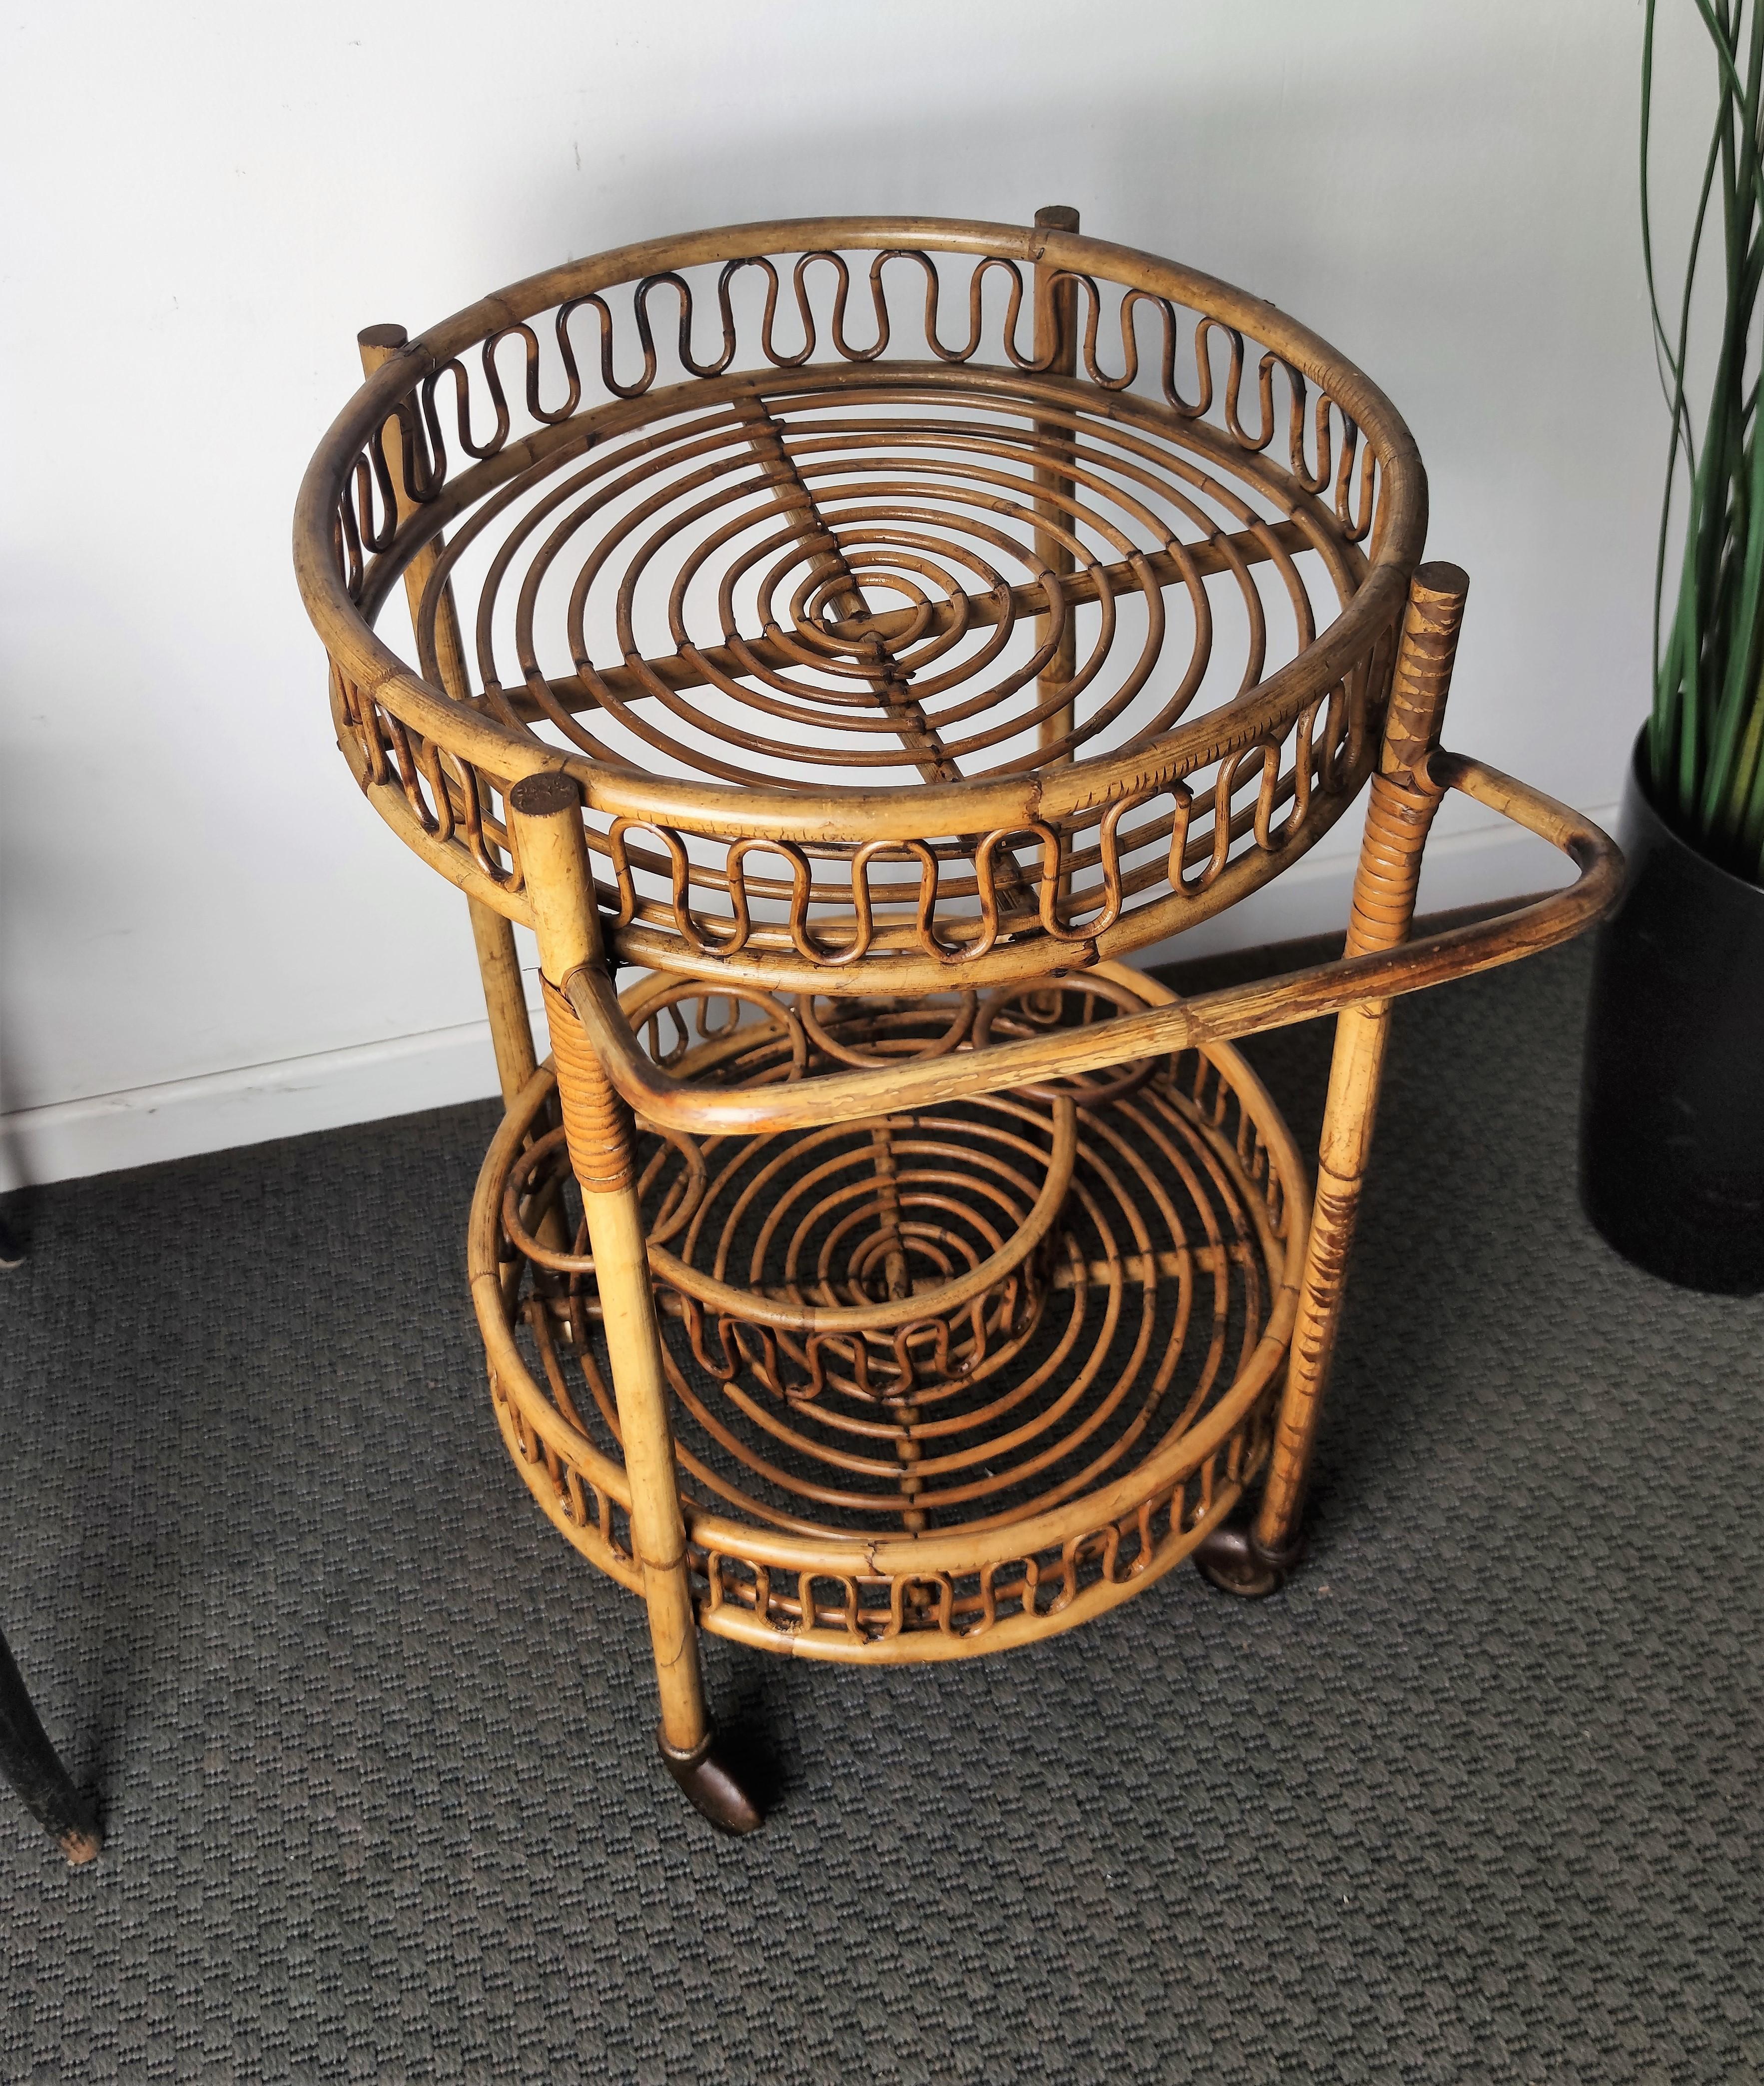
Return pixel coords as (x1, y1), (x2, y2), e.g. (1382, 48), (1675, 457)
(469, 964), (1311, 1661)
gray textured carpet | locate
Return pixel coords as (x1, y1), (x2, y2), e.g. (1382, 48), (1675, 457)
(2, 939), (1760, 2084)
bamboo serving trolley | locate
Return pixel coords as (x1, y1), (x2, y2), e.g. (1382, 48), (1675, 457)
(294, 211), (1619, 1833)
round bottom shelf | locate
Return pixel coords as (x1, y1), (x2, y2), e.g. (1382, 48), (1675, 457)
(470, 963), (1309, 1660)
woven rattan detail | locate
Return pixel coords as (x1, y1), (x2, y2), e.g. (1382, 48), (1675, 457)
(296, 216), (1430, 995)
(540, 975), (636, 1193)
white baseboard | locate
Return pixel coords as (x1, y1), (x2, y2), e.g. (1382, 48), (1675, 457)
(0, 806), (1616, 1193)
(0, 1018), (516, 1194)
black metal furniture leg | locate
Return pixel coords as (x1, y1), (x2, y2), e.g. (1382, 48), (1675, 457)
(0, 1627), (101, 1864)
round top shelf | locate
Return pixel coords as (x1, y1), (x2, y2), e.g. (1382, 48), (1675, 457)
(295, 215), (1426, 993)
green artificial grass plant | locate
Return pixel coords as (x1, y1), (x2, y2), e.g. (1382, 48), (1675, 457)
(1645, 0), (1764, 881)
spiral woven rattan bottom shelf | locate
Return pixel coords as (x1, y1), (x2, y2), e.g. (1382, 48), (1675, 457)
(471, 967), (1307, 1660)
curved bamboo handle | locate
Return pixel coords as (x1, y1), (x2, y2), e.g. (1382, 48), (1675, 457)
(563, 753), (1621, 1138)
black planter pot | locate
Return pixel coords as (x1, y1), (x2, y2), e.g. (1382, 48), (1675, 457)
(1580, 731), (1764, 1294)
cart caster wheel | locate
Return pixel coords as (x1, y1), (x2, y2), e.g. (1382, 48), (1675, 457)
(1193, 1520), (1300, 1599)
(658, 1728), (765, 1836)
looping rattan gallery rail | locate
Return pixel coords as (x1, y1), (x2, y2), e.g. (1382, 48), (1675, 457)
(295, 211), (1620, 1834)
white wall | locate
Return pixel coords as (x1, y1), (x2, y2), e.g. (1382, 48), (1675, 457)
(0, 1), (1709, 1185)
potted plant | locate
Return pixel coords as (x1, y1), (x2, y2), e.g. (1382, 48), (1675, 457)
(1581, 0), (1764, 1293)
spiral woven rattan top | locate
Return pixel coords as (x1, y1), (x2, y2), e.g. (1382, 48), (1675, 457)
(295, 216), (1426, 990)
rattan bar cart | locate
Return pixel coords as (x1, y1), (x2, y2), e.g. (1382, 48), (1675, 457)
(294, 210), (1619, 1833)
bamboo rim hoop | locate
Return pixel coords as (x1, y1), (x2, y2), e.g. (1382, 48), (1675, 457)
(294, 217), (1428, 991)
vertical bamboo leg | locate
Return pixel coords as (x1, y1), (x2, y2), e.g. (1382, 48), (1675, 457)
(467, 897), (539, 1107)
(1199, 562), (1469, 1596)
(1033, 202), (1080, 760)
(507, 772), (760, 1834)
(1034, 204), (1081, 917)
(357, 325), (537, 1107)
